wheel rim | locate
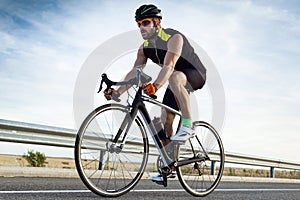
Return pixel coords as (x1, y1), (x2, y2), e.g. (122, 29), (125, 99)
(75, 104), (148, 197)
(177, 121), (224, 197)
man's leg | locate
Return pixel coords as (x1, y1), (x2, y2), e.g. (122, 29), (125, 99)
(161, 108), (175, 146)
(168, 71), (191, 120)
(168, 71), (195, 142)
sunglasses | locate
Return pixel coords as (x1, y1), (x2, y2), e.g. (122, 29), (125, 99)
(137, 18), (152, 27)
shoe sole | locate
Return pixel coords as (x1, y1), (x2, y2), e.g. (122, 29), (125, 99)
(170, 134), (195, 143)
(151, 174), (176, 183)
(152, 180), (164, 185)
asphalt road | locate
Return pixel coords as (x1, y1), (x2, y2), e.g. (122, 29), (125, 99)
(0, 177), (300, 200)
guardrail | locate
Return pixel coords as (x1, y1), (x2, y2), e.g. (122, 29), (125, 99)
(0, 119), (299, 178)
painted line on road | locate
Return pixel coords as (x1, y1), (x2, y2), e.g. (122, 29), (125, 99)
(0, 190), (90, 194)
(217, 188), (300, 192)
(1, 188), (300, 194)
(133, 188), (300, 192)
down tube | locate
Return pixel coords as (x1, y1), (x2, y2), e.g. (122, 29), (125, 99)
(138, 105), (173, 166)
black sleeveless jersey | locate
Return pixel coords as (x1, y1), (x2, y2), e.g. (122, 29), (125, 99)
(143, 28), (206, 76)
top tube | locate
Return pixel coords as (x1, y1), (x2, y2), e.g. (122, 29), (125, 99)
(142, 95), (181, 117)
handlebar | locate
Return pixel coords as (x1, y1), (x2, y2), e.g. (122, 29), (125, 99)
(97, 68), (157, 101)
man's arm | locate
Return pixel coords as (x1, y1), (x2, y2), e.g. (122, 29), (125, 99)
(153, 34), (183, 89)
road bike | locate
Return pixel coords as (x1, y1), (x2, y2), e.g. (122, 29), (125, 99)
(74, 67), (224, 197)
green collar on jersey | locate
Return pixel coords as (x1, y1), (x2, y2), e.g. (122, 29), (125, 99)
(144, 28), (171, 47)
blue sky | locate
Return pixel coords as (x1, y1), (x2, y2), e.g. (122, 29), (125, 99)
(0, 0), (300, 162)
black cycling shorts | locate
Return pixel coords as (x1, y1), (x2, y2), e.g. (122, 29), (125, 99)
(162, 68), (206, 111)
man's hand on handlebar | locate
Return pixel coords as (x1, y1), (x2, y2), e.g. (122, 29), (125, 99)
(104, 88), (121, 101)
(143, 82), (157, 96)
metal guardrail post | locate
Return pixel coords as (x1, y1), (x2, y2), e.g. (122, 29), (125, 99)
(211, 161), (215, 175)
(98, 150), (105, 170)
(270, 167), (275, 178)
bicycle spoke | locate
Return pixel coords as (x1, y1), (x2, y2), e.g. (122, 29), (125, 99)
(177, 121), (224, 197)
(75, 104), (148, 197)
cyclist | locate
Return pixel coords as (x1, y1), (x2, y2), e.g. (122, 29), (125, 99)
(104, 4), (206, 183)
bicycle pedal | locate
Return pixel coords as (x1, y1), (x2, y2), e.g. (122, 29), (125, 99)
(152, 180), (164, 185)
(168, 174), (176, 179)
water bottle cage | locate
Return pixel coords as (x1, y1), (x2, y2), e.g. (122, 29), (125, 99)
(158, 130), (169, 141)
(152, 117), (169, 141)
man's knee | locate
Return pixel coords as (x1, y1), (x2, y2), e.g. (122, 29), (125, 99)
(169, 71), (187, 88)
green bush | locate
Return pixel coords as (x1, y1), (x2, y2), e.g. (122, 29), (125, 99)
(23, 150), (46, 167)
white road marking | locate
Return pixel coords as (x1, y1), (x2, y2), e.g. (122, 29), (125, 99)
(0, 190), (90, 194)
(0, 188), (300, 194)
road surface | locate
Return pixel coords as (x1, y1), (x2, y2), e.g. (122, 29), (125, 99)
(0, 177), (299, 199)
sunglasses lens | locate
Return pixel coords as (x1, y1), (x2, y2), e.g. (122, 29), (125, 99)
(138, 19), (151, 27)
(142, 20), (151, 26)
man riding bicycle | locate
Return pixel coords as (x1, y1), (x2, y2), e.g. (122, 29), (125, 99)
(104, 4), (206, 183)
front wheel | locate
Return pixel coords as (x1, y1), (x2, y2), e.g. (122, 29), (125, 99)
(74, 104), (149, 197)
(176, 121), (224, 197)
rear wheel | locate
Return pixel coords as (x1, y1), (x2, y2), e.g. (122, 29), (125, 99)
(176, 121), (224, 197)
(74, 104), (149, 197)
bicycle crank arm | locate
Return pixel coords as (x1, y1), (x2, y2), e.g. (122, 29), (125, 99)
(174, 156), (209, 168)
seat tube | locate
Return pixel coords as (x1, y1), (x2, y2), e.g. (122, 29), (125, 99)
(138, 104), (173, 166)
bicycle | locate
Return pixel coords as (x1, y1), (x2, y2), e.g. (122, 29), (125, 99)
(74, 67), (224, 197)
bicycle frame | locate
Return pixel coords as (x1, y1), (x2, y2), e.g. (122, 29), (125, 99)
(110, 86), (208, 169)
(99, 67), (210, 171)
(109, 86), (175, 167)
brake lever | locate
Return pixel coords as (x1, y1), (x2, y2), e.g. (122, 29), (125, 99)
(97, 79), (104, 93)
(97, 74), (108, 93)
(98, 73), (116, 93)
(98, 74), (121, 102)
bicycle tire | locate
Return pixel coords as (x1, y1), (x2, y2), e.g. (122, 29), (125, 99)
(74, 103), (149, 197)
(176, 121), (224, 197)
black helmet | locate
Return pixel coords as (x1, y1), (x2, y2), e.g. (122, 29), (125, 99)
(135, 4), (162, 21)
